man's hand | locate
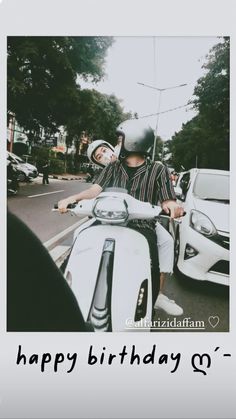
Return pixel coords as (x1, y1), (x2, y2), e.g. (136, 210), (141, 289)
(58, 197), (77, 213)
(162, 200), (184, 219)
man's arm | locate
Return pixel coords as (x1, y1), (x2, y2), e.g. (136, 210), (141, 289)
(58, 184), (102, 213)
(157, 164), (184, 219)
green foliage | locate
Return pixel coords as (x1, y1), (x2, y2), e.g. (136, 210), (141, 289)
(31, 146), (49, 160)
(65, 153), (75, 174)
(171, 38), (229, 171)
(31, 146), (75, 174)
(31, 146), (50, 171)
(7, 36), (113, 135)
(193, 37), (229, 141)
(48, 158), (65, 174)
(66, 89), (132, 146)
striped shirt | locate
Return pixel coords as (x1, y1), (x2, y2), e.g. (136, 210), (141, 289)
(94, 159), (176, 232)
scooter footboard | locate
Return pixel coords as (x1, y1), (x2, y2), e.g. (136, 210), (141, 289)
(65, 225), (153, 331)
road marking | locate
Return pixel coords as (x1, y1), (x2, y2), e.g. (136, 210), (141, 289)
(28, 190), (64, 198)
(44, 216), (88, 249)
(50, 245), (71, 261)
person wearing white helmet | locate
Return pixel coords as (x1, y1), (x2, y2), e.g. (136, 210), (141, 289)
(87, 140), (116, 168)
(58, 119), (184, 317)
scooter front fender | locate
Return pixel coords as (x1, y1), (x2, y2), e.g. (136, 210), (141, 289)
(65, 225), (153, 331)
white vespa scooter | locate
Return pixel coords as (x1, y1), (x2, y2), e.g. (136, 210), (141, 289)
(55, 188), (166, 332)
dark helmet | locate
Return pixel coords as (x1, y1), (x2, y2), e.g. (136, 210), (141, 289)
(116, 119), (154, 156)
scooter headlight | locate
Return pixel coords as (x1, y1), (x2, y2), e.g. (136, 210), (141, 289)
(93, 197), (128, 223)
(190, 210), (217, 237)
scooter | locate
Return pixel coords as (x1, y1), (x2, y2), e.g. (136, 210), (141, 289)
(54, 188), (169, 332)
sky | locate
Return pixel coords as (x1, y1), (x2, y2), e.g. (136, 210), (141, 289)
(79, 36), (220, 141)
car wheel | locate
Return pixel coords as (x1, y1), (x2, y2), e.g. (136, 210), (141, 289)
(18, 172), (26, 182)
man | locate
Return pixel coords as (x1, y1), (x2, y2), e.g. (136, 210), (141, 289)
(86, 134), (183, 316)
(58, 119), (184, 315)
(42, 160), (50, 185)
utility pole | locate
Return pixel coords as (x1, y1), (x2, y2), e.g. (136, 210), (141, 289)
(137, 82), (187, 161)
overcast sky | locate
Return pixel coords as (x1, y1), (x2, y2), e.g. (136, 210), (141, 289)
(79, 36), (220, 141)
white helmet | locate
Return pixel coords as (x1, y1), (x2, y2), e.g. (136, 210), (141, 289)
(87, 140), (114, 168)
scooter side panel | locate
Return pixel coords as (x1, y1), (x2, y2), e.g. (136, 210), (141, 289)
(111, 229), (153, 331)
(65, 225), (153, 330)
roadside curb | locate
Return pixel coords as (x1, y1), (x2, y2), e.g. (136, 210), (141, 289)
(39, 173), (86, 181)
(52, 175), (85, 181)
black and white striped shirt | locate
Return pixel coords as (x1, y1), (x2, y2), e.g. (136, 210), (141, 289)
(94, 159), (176, 232)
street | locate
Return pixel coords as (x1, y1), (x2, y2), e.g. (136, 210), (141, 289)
(7, 178), (229, 332)
(7, 177), (89, 243)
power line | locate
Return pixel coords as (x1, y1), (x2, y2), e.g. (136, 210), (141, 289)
(136, 103), (193, 119)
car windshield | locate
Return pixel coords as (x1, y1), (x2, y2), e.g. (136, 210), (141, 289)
(8, 153), (24, 164)
(193, 173), (229, 202)
(12, 154), (24, 163)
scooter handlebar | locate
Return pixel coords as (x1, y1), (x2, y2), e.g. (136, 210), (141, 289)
(158, 209), (186, 224)
(52, 202), (77, 211)
(158, 209), (186, 216)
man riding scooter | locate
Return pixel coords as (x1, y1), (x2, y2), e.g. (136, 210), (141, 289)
(86, 133), (183, 316)
(58, 119), (184, 316)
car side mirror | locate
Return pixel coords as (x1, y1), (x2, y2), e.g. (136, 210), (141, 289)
(174, 186), (185, 201)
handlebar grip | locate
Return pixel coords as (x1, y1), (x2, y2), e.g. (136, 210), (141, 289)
(159, 209), (169, 216)
(53, 202), (77, 210)
(159, 210), (186, 217)
(67, 202), (77, 209)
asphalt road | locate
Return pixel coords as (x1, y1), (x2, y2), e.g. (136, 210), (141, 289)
(7, 177), (90, 243)
(7, 177), (229, 332)
(153, 271), (229, 333)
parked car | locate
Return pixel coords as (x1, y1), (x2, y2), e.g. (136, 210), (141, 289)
(174, 168), (229, 286)
(7, 151), (38, 182)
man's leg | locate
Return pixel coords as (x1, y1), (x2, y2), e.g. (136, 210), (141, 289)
(154, 222), (183, 316)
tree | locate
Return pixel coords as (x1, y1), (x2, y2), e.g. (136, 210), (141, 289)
(171, 38), (229, 171)
(7, 36), (113, 137)
(193, 37), (229, 139)
(171, 117), (206, 171)
(66, 89), (132, 145)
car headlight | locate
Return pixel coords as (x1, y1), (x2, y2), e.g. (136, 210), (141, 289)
(190, 210), (217, 237)
(93, 197), (128, 223)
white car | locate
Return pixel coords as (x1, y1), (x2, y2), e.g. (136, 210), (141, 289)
(7, 151), (38, 182)
(174, 168), (229, 286)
